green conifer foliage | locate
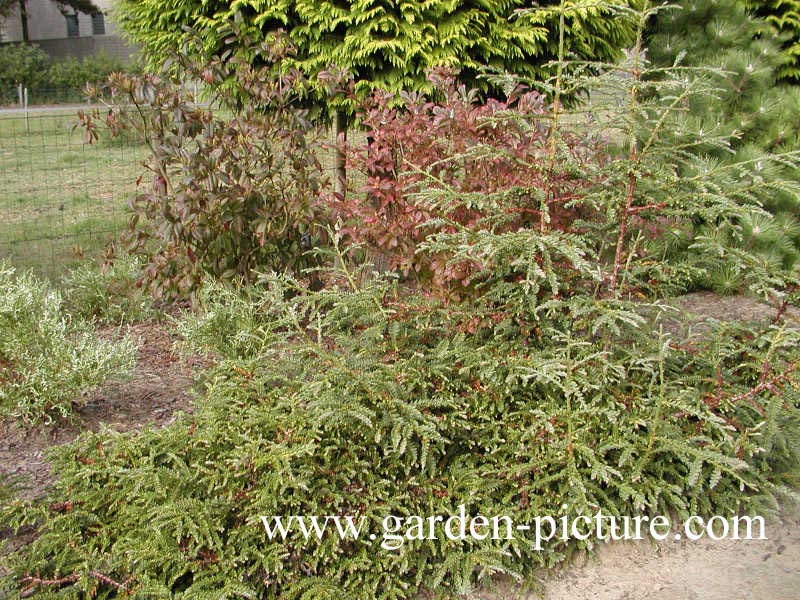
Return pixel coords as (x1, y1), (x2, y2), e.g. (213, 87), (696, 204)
(646, 0), (800, 278)
(0, 265), (136, 423)
(3, 5), (800, 597)
(117, 0), (639, 117)
(2, 271), (798, 597)
(648, 0), (796, 151)
(748, 0), (800, 81)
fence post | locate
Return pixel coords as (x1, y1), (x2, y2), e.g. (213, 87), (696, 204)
(17, 84), (23, 107)
(23, 87), (30, 135)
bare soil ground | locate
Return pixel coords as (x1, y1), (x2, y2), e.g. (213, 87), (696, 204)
(1, 292), (798, 599)
(0, 321), (201, 500)
(661, 291), (800, 332)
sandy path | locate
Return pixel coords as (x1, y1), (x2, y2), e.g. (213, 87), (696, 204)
(478, 513), (800, 599)
(541, 518), (799, 600)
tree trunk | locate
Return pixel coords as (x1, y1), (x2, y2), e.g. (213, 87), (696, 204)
(18, 0), (29, 43)
(334, 109), (347, 198)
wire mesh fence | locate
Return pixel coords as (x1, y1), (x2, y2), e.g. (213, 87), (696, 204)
(0, 87), (99, 107)
(0, 104), (349, 281)
(0, 84), (206, 109)
(0, 108), (147, 280)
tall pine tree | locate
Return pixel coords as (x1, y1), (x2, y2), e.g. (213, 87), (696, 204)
(646, 0), (800, 279)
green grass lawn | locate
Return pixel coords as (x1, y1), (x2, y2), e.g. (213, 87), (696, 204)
(0, 107), (359, 280)
(0, 110), (148, 278)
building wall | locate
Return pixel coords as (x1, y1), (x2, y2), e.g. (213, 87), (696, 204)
(34, 35), (132, 61)
(1, 0), (120, 43)
(0, 1), (134, 62)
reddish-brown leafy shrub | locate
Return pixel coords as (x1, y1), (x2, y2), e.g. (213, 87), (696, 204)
(80, 36), (330, 302)
(331, 71), (604, 294)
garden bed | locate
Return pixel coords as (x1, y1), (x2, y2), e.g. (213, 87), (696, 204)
(1, 293), (798, 599)
(0, 321), (200, 501)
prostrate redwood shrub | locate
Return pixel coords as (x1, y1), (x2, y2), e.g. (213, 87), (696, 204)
(333, 71), (602, 294)
(2, 267), (798, 598)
